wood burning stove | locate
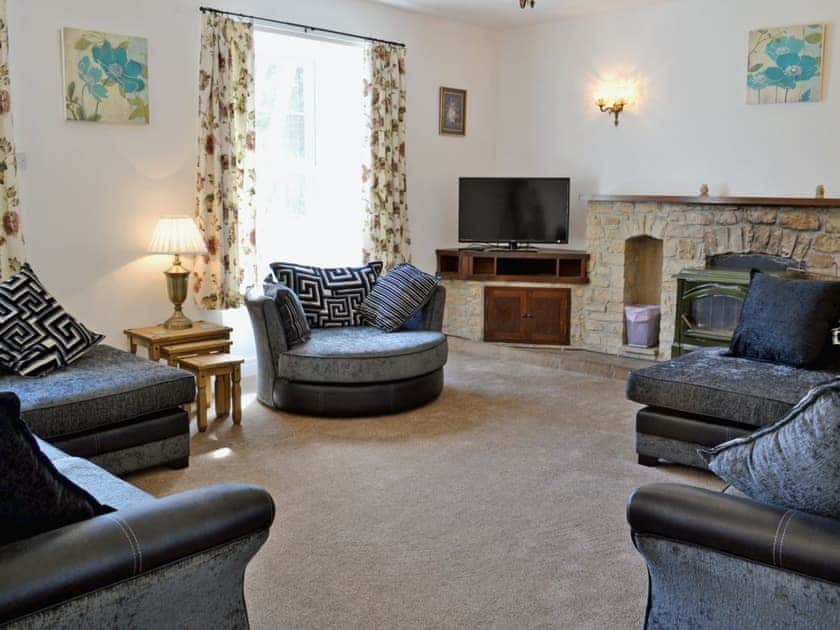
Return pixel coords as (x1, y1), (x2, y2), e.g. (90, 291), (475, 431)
(672, 254), (801, 357)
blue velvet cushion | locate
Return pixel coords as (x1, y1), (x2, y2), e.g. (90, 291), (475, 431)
(0, 392), (112, 545)
(701, 381), (840, 518)
(358, 263), (440, 332)
(263, 282), (310, 347)
(729, 271), (840, 367)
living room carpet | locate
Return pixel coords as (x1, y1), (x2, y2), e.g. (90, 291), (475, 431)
(129, 347), (720, 629)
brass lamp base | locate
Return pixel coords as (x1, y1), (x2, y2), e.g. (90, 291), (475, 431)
(162, 254), (194, 330)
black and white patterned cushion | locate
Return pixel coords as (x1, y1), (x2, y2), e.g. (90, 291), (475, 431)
(264, 281), (311, 347)
(270, 262), (384, 328)
(0, 264), (104, 376)
(359, 263), (439, 332)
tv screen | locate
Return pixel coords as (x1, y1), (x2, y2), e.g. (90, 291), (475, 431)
(459, 177), (570, 245)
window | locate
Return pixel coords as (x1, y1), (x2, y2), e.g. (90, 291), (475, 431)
(255, 30), (365, 271)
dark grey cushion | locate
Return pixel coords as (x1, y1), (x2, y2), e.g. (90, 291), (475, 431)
(0, 345), (195, 440)
(701, 382), (840, 519)
(278, 326), (448, 384)
(264, 284), (310, 347)
(730, 272), (840, 367)
(0, 393), (112, 546)
(626, 347), (840, 427)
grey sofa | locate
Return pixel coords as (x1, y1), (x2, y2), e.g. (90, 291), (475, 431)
(0, 344), (195, 475)
(0, 437), (274, 628)
(246, 286), (448, 416)
(626, 347), (840, 469)
(628, 482), (840, 629)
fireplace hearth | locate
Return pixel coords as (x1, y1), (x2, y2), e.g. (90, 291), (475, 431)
(584, 194), (840, 360)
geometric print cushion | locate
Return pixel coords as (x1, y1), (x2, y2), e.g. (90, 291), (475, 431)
(270, 261), (383, 328)
(0, 264), (104, 376)
(358, 263), (439, 332)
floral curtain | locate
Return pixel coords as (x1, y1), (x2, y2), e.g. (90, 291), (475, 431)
(0, 0), (23, 279)
(193, 13), (257, 309)
(362, 43), (410, 269)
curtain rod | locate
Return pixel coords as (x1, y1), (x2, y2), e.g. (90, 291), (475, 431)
(199, 6), (406, 48)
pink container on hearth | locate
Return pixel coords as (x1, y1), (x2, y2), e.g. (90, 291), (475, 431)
(625, 305), (661, 348)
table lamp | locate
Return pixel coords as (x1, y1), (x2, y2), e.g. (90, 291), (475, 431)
(148, 216), (208, 330)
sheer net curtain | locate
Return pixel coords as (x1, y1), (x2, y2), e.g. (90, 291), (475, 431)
(0, 0), (24, 278)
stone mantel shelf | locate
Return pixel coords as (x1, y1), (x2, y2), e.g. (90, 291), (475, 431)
(585, 194), (840, 208)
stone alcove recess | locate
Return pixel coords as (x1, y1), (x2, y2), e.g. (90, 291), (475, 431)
(583, 194), (840, 360)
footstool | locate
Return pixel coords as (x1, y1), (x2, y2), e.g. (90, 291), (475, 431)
(178, 354), (244, 432)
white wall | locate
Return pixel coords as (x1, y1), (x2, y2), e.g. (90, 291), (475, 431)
(495, 0), (840, 250)
(6, 0), (498, 363)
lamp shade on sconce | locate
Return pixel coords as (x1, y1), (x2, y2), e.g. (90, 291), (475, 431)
(148, 216), (208, 256)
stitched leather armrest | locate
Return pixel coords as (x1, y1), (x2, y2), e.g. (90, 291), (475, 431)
(628, 483), (840, 584)
(0, 483), (275, 623)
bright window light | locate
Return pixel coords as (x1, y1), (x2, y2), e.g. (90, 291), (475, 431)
(255, 30), (365, 270)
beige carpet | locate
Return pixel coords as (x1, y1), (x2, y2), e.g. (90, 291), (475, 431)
(129, 347), (720, 630)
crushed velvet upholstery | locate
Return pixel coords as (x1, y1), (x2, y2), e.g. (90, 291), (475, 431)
(246, 285), (448, 415)
(6, 532), (267, 630)
(635, 536), (840, 629)
(50, 455), (154, 510)
(702, 381), (840, 519)
(88, 436), (189, 477)
(0, 345), (195, 440)
(279, 327), (448, 384)
(627, 347), (839, 427)
(629, 483), (840, 629)
(0, 435), (275, 628)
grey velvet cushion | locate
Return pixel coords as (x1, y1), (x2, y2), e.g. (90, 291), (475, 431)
(264, 283), (311, 347)
(278, 326), (448, 384)
(730, 272), (840, 367)
(0, 344), (195, 440)
(701, 381), (840, 519)
(52, 455), (154, 510)
(626, 347), (840, 427)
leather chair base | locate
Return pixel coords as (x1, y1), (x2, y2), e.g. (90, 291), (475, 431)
(269, 369), (444, 417)
(49, 408), (190, 475)
(635, 406), (753, 470)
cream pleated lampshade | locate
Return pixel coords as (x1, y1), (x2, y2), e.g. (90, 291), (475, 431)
(148, 216), (208, 255)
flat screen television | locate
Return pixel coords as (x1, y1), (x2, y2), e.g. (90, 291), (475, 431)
(459, 177), (570, 246)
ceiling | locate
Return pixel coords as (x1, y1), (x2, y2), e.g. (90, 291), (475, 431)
(370, 0), (670, 28)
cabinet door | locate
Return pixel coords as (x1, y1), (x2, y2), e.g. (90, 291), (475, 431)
(527, 288), (570, 345)
(484, 287), (528, 342)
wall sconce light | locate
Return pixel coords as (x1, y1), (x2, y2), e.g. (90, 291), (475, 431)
(594, 79), (638, 127)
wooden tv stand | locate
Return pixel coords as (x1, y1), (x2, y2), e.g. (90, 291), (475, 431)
(436, 248), (589, 283)
(436, 249), (589, 346)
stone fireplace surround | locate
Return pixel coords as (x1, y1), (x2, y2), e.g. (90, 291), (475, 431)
(584, 195), (840, 360)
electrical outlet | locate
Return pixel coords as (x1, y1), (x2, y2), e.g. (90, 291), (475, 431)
(15, 152), (26, 170)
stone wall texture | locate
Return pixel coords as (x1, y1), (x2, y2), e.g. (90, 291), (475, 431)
(584, 201), (838, 359)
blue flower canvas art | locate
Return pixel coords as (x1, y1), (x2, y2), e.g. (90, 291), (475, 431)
(747, 24), (825, 105)
(62, 28), (149, 124)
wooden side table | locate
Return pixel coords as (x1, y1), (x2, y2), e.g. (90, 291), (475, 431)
(124, 321), (233, 362)
(178, 354), (244, 432)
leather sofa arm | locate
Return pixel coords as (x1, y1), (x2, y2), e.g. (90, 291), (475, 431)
(0, 483), (275, 623)
(628, 483), (840, 585)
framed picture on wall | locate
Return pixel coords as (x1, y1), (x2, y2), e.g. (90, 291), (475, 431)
(439, 87), (467, 136)
(61, 27), (150, 124)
